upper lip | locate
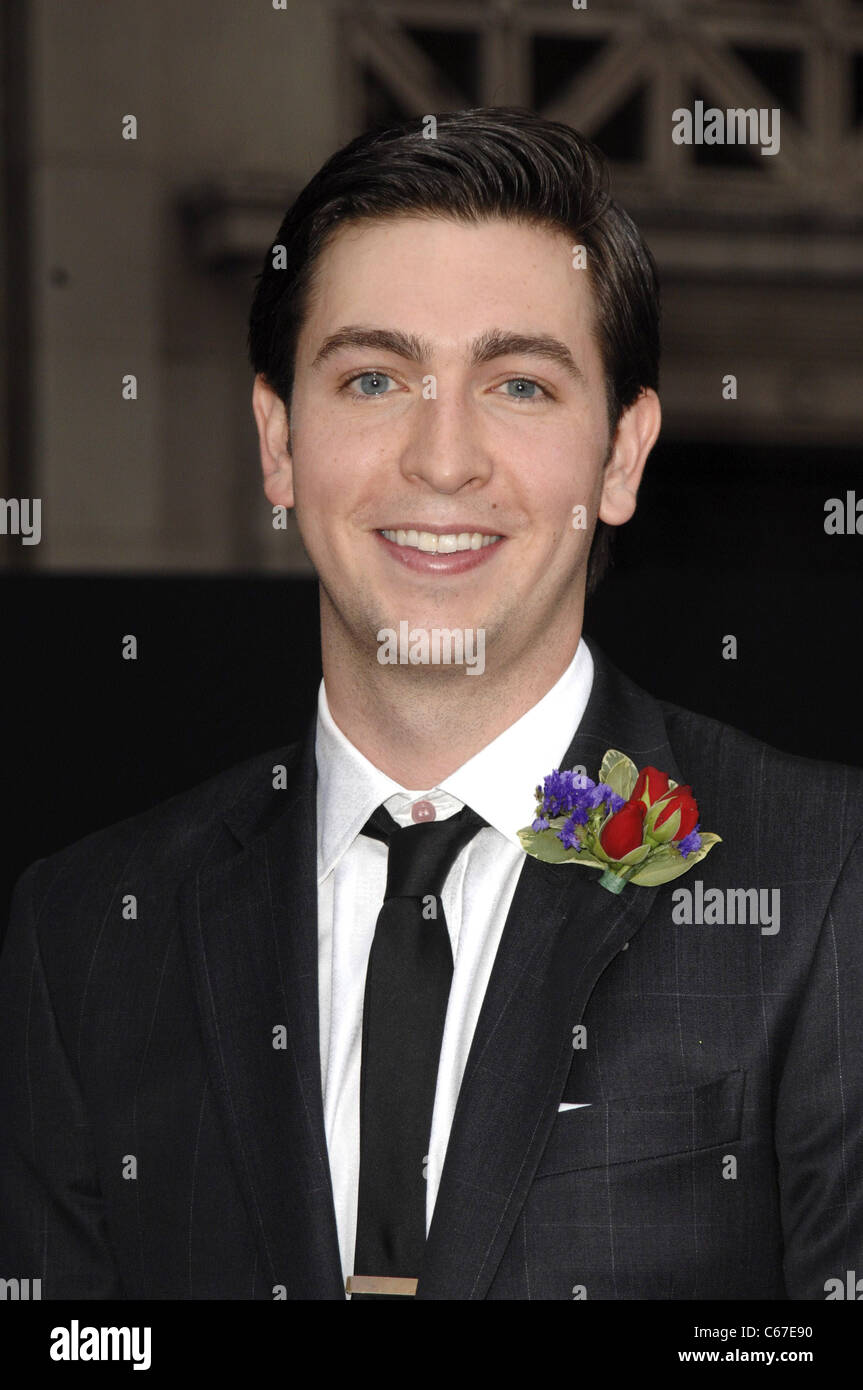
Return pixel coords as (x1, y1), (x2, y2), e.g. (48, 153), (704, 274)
(377, 524), (504, 536)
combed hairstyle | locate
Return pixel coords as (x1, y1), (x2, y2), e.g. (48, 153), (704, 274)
(248, 107), (660, 594)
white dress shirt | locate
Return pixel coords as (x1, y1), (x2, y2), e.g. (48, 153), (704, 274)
(315, 637), (595, 1290)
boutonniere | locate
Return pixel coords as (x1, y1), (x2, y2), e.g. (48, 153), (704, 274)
(517, 749), (721, 895)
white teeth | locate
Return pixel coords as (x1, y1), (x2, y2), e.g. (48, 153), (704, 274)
(381, 529), (502, 552)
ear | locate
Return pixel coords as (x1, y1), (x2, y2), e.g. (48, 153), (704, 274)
(598, 387), (661, 527)
(252, 373), (294, 509)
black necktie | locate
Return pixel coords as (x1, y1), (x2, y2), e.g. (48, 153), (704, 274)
(350, 801), (487, 1299)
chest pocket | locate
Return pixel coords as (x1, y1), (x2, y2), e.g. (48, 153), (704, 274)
(534, 1068), (746, 1178)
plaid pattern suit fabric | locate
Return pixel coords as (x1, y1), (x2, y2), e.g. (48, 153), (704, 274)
(1, 643), (861, 1299)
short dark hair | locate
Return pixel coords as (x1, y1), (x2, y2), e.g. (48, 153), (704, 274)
(248, 107), (660, 594)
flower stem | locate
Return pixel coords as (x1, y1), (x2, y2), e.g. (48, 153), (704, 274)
(598, 867), (628, 895)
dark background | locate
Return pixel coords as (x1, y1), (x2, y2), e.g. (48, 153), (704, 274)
(4, 437), (861, 919)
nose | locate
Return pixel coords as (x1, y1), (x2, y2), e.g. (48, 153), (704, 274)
(397, 384), (493, 495)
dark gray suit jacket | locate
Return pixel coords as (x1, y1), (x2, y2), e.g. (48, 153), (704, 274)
(1, 644), (862, 1299)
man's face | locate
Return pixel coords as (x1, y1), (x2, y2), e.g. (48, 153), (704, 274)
(257, 215), (656, 676)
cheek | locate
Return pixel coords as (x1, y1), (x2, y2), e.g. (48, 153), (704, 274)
(530, 449), (593, 519)
(292, 424), (352, 509)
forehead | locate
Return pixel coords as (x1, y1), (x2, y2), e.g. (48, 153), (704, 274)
(300, 214), (600, 355)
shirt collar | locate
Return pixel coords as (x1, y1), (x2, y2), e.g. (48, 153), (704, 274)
(315, 637), (594, 883)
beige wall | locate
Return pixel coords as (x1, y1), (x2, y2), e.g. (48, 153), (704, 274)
(29, 0), (338, 571)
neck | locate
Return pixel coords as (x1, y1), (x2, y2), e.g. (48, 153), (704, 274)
(321, 608), (585, 788)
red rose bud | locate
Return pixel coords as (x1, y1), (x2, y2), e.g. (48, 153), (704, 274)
(631, 764), (670, 808)
(600, 799), (646, 859)
(648, 786), (699, 843)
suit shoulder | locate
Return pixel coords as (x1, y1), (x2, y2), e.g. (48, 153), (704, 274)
(18, 740), (303, 905)
(659, 695), (863, 839)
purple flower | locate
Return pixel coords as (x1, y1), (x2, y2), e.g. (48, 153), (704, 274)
(557, 815), (583, 851)
(677, 825), (702, 858)
(532, 816), (550, 832)
(539, 768), (597, 819)
(588, 782), (625, 813)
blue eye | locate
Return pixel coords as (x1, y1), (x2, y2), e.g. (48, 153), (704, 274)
(349, 371), (393, 396)
(501, 378), (544, 400)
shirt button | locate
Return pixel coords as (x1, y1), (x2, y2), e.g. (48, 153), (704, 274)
(411, 799), (436, 823)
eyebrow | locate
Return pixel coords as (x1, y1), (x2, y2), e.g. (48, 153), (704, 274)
(310, 325), (584, 383)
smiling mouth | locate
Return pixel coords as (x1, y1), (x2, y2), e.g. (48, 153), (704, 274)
(379, 529), (503, 553)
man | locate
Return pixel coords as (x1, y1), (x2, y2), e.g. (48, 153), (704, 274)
(1, 108), (861, 1301)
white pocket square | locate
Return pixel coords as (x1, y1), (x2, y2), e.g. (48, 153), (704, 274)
(558, 1102), (591, 1111)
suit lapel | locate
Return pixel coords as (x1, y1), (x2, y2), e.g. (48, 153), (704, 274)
(177, 642), (688, 1301)
(417, 647), (686, 1299)
(178, 716), (345, 1299)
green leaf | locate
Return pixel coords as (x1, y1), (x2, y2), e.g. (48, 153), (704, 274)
(517, 826), (606, 870)
(628, 833), (722, 886)
(563, 851), (607, 870)
(599, 748), (638, 801)
(517, 827), (575, 863)
(610, 840), (653, 867)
